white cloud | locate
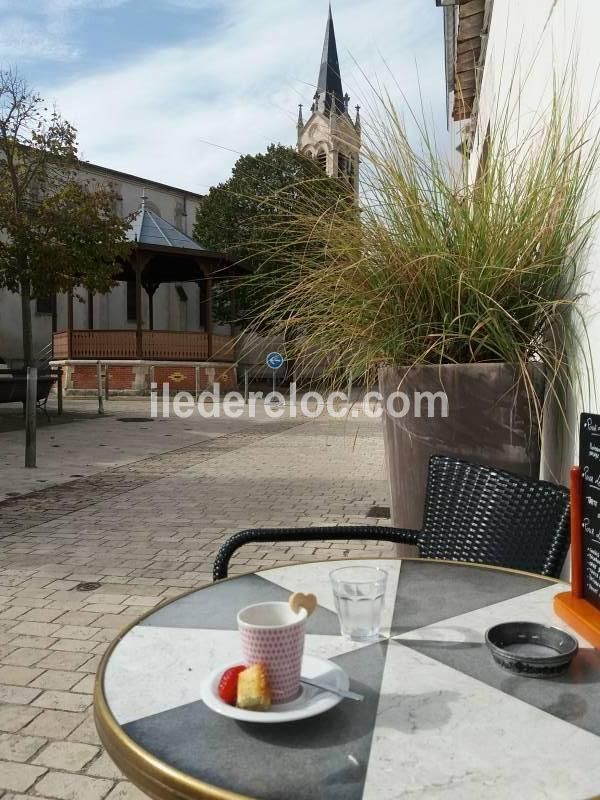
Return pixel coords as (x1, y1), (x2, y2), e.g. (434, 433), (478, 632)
(163, 0), (220, 7)
(0, 0), (131, 64)
(0, 16), (79, 62)
(41, 0), (448, 191)
(41, 0), (129, 10)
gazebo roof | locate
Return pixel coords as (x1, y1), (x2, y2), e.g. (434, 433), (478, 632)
(127, 205), (207, 252)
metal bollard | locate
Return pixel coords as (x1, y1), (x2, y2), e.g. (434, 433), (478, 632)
(97, 362), (104, 416)
(57, 367), (63, 416)
(25, 367), (37, 468)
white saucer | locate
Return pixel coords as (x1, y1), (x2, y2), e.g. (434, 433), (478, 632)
(201, 655), (349, 723)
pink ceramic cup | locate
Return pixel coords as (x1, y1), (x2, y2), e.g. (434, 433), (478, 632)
(237, 601), (307, 704)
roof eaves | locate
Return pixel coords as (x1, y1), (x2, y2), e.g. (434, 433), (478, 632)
(451, 0), (486, 122)
(78, 159), (204, 199)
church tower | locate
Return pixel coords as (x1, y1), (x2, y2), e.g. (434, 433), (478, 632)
(297, 4), (361, 194)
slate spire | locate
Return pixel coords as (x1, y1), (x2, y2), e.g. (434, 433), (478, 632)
(317, 4), (345, 116)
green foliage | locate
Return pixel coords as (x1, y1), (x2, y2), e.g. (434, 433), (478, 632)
(193, 143), (347, 322)
(0, 70), (132, 364)
(253, 90), (599, 419)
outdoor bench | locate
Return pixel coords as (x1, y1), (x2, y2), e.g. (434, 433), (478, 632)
(0, 373), (58, 421)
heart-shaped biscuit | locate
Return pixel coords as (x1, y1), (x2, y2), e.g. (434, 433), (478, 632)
(289, 592), (317, 616)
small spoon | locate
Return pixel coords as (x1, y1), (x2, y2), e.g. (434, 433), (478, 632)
(301, 677), (364, 701)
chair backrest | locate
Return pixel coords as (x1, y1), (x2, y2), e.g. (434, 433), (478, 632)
(0, 377), (18, 402)
(420, 455), (570, 578)
(36, 375), (57, 401)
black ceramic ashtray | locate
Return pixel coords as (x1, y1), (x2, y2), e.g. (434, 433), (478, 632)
(485, 621), (578, 678)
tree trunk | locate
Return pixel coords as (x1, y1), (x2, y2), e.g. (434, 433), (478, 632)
(20, 282), (33, 367)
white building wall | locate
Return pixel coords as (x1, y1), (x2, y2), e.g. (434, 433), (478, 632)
(0, 292), (54, 365)
(0, 166), (208, 366)
(470, 0), (600, 478)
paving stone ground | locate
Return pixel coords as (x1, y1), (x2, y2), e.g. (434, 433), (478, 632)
(0, 399), (391, 798)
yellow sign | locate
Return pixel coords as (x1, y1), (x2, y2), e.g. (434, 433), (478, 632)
(168, 372), (187, 384)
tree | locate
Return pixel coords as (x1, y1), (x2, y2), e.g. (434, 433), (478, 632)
(0, 70), (132, 366)
(193, 144), (347, 322)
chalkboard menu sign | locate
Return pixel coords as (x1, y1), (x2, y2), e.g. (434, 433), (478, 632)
(580, 413), (600, 609)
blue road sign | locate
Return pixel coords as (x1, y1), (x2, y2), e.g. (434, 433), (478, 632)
(266, 352), (285, 370)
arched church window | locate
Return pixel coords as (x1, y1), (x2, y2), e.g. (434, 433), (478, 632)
(317, 150), (327, 171)
(349, 156), (356, 178)
(338, 153), (348, 178)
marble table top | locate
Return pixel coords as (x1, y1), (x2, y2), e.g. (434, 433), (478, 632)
(95, 559), (600, 800)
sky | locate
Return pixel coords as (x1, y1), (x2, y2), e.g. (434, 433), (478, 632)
(0, 0), (449, 193)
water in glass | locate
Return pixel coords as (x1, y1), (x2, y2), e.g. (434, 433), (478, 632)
(330, 566), (387, 641)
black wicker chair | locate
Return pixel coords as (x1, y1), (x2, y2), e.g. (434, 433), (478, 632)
(213, 455), (570, 581)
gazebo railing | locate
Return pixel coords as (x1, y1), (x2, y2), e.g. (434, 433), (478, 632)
(212, 335), (236, 362)
(142, 331), (209, 360)
(52, 330), (235, 362)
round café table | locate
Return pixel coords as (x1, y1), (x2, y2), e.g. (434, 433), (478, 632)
(94, 558), (600, 800)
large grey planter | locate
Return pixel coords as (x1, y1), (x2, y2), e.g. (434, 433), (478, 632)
(379, 363), (544, 554)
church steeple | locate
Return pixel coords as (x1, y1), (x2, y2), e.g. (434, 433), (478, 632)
(296, 3), (361, 195)
(317, 4), (345, 116)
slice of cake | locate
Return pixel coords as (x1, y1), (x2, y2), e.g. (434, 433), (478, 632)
(236, 663), (271, 711)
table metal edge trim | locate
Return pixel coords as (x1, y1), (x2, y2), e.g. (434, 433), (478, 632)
(94, 557), (561, 800)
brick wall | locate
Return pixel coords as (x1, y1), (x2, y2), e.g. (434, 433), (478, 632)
(69, 363), (236, 393)
(199, 367), (236, 391)
(71, 365), (136, 391)
(154, 366), (237, 393)
(71, 366), (99, 391)
(108, 366), (138, 390)
(153, 367), (196, 392)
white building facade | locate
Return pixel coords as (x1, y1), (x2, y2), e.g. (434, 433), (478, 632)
(0, 163), (205, 368)
(441, 0), (600, 479)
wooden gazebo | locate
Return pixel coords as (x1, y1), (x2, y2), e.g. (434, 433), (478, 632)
(52, 201), (242, 394)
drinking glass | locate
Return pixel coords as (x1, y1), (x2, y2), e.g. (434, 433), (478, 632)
(330, 566), (387, 641)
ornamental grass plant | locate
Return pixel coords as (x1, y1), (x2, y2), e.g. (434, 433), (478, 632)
(248, 87), (600, 420)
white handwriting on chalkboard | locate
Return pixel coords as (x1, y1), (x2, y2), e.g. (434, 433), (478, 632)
(583, 517), (598, 537)
(581, 414), (600, 605)
(586, 550), (600, 593)
(588, 572), (600, 593)
(581, 517), (600, 542)
(582, 466), (600, 489)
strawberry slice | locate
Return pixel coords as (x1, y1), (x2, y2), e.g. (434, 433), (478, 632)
(218, 665), (245, 705)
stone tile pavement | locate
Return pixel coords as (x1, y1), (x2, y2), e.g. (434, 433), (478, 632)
(0, 400), (391, 798)
(0, 398), (268, 502)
